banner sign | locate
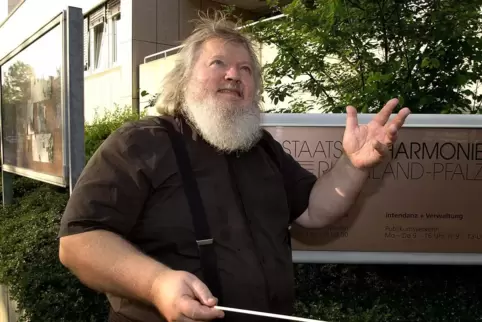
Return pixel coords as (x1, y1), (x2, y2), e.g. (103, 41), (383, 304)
(262, 113), (482, 264)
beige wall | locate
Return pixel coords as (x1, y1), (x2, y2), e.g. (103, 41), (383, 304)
(139, 54), (178, 114)
(0, 285), (18, 322)
(7, 0), (21, 14)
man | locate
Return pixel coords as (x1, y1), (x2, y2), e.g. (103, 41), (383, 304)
(58, 12), (410, 322)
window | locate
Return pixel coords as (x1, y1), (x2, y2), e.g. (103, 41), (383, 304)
(92, 23), (105, 69)
(83, 18), (90, 70)
(83, 1), (121, 72)
(87, 5), (106, 72)
(112, 13), (121, 64)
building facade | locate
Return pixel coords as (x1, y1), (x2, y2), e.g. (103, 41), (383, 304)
(82, 0), (267, 123)
(0, 0), (270, 124)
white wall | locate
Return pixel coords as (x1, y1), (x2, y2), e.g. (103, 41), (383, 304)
(84, 66), (124, 123)
(0, 0), (8, 23)
(0, 0), (21, 25)
(0, 0), (105, 60)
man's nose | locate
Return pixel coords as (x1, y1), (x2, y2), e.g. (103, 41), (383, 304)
(225, 66), (241, 82)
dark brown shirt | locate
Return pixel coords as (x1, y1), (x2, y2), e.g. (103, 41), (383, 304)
(59, 116), (317, 322)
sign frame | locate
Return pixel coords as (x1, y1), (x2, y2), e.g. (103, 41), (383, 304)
(261, 112), (482, 265)
(0, 6), (84, 197)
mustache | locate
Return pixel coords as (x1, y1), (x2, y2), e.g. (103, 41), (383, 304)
(218, 82), (243, 95)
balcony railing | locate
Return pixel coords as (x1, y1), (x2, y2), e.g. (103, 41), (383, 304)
(143, 14), (286, 64)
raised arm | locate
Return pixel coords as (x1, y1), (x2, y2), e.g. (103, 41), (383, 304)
(296, 98), (411, 228)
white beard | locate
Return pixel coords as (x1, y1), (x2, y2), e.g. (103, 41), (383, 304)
(182, 86), (262, 153)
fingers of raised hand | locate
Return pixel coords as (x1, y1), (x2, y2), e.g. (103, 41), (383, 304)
(372, 124), (397, 156)
(388, 107), (410, 130)
(373, 98), (400, 125)
(345, 105), (359, 131)
(383, 107), (410, 144)
(371, 139), (387, 155)
(385, 123), (398, 144)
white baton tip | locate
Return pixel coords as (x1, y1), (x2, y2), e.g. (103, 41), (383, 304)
(214, 305), (330, 322)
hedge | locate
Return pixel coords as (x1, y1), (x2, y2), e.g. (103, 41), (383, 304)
(0, 107), (481, 321)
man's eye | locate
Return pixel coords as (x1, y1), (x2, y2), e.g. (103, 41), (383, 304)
(212, 60), (223, 65)
(241, 66), (251, 73)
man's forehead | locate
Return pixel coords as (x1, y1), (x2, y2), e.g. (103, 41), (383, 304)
(199, 38), (251, 61)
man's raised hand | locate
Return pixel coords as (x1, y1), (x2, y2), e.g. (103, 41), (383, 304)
(342, 98), (411, 170)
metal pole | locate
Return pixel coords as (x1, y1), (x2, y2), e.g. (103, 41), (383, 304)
(64, 6), (85, 194)
(2, 170), (13, 206)
(0, 59), (13, 206)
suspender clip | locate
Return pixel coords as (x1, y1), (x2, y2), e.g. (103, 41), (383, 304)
(196, 238), (214, 246)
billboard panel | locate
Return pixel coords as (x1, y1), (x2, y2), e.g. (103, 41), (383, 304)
(262, 113), (482, 265)
(0, 7), (84, 189)
(0, 24), (64, 185)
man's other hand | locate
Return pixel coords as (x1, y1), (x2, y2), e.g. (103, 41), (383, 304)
(150, 270), (225, 321)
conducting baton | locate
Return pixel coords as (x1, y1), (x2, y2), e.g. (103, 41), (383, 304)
(215, 305), (330, 322)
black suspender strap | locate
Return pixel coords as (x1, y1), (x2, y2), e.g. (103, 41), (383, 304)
(159, 118), (223, 304)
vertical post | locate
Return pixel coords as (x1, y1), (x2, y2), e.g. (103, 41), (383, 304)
(0, 58), (13, 206)
(65, 6), (85, 195)
(2, 170), (13, 206)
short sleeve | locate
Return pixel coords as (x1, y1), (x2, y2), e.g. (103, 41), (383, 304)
(59, 123), (155, 238)
(262, 131), (318, 223)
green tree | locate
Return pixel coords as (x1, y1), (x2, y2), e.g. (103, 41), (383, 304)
(2, 61), (33, 104)
(248, 0), (482, 114)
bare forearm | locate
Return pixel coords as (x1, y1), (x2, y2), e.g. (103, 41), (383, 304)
(59, 230), (170, 304)
(306, 153), (369, 227)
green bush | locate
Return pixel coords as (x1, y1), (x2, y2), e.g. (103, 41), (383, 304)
(293, 264), (482, 321)
(1, 105), (482, 321)
(0, 184), (107, 322)
(85, 105), (147, 161)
